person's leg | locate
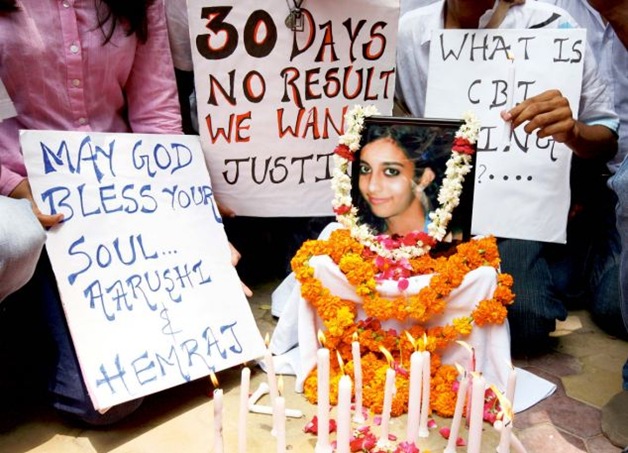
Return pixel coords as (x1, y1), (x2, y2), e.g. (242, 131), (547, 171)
(601, 158), (628, 448)
(580, 182), (627, 338)
(39, 252), (143, 426)
(498, 238), (568, 355)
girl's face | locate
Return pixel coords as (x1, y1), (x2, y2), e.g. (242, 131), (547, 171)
(358, 137), (422, 231)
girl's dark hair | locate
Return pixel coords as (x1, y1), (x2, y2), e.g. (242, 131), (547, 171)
(97, 0), (157, 44)
(0, 0), (156, 43)
(0, 0), (18, 13)
(351, 124), (452, 233)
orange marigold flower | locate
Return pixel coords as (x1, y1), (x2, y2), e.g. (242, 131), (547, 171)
(497, 272), (514, 287)
(472, 299), (508, 326)
(493, 284), (515, 306)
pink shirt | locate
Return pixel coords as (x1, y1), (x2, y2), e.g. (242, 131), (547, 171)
(0, 0), (182, 196)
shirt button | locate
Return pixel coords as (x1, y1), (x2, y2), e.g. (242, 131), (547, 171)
(72, 79), (81, 87)
(70, 44), (79, 54)
(78, 117), (87, 125)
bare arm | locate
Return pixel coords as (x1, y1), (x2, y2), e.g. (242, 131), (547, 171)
(502, 89), (617, 160)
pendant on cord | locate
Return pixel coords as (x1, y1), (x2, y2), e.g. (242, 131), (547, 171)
(285, 0), (305, 32)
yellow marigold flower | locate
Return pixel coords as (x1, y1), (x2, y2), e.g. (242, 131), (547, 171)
(453, 317), (473, 336)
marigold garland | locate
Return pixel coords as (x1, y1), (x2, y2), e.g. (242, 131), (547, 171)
(294, 230), (515, 418)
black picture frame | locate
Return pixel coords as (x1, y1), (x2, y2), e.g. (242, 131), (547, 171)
(350, 115), (476, 250)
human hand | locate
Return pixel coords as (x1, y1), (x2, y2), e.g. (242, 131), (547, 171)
(501, 89), (579, 145)
(484, 0), (525, 29)
(228, 241), (253, 297)
(9, 179), (64, 228)
(217, 200), (236, 218)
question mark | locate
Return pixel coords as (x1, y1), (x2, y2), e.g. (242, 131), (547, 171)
(477, 164), (487, 183)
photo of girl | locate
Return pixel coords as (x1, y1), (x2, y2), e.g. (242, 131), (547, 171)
(350, 118), (474, 243)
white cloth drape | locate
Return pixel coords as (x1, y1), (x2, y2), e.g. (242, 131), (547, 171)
(270, 254), (512, 394)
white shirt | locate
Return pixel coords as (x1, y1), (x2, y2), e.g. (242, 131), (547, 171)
(400, 0), (439, 17)
(538, 0), (627, 171)
(396, 1), (619, 145)
(164, 0), (194, 72)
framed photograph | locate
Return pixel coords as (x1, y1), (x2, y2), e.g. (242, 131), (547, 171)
(349, 116), (476, 250)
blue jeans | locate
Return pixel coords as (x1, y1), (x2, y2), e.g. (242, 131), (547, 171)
(501, 163), (625, 353)
(609, 157), (628, 388)
(39, 252), (143, 425)
(498, 239), (568, 352)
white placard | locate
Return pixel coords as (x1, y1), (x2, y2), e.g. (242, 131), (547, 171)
(188, 0), (399, 217)
(21, 130), (266, 410)
(426, 28), (585, 243)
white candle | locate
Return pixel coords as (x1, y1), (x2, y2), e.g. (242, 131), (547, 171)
(497, 416), (512, 453)
(456, 341), (475, 424)
(315, 347), (331, 453)
(506, 365), (517, 409)
(418, 350), (431, 438)
(248, 404), (303, 418)
(275, 394), (286, 453)
(444, 367), (469, 453)
(336, 374), (353, 453)
(467, 373), (486, 453)
(213, 388), (224, 453)
(500, 52), (516, 151)
(494, 420), (528, 453)
(264, 341), (279, 435)
(238, 367), (250, 453)
(264, 347), (279, 405)
(378, 367), (396, 446)
(406, 351), (424, 444)
(248, 382), (269, 406)
(352, 339), (365, 423)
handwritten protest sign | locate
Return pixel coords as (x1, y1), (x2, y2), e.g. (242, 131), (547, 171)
(188, 0), (399, 216)
(425, 29), (585, 243)
(21, 130), (266, 410)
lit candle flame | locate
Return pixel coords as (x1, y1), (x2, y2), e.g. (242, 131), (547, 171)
(379, 346), (394, 368)
(456, 340), (473, 354)
(352, 331), (358, 342)
(337, 351), (345, 375)
(317, 330), (327, 348)
(264, 332), (270, 348)
(405, 331), (417, 351)
(420, 333), (428, 352)
(454, 362), (466, 377)
(457, 340), (476, 371)
(210, 371), (219, 388)
(507, 50), (515, 62)
(489, 384), (514, 421)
